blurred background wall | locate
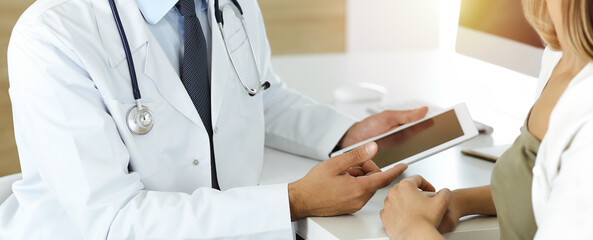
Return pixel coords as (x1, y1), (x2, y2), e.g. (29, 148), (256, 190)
(0, 0), (441, 176)
(1, 0), (35, 177)
(259, 0), (346, 54)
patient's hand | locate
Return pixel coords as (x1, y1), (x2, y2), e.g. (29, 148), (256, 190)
(380, 175), (450, 240)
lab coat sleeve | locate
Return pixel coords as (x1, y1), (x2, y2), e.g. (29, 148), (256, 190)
(533, 120), (593, 239)
(263, 74), (357, 160)
(8, 21), (292, 239)
(250, 4), (358, 160)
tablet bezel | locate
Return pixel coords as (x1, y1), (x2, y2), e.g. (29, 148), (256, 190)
(330, 103), (479, 170)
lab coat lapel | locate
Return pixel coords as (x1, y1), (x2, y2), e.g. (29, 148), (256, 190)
(92, 0), (146, 67)
(144, 38), (205, 128)
(92, 0), (205, 129)
(209, 0), (230, 126)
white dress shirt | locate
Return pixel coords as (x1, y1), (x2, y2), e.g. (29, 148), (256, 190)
(531, 47), (593, 239)
(137, 0), (212, 75)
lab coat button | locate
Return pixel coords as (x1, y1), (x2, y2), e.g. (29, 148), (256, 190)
(192, 159), (199, 166)
(214, 127), (218, 134)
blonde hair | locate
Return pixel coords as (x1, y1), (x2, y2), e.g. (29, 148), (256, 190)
(522, 0), (593, 61)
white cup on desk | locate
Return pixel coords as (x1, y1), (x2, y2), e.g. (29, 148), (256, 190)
(332, 82), (387, 119)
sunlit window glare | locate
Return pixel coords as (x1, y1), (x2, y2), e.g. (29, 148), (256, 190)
(439, 0), (462, 51)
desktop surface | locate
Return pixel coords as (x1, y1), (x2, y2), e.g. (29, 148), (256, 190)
(262, 136), (500, 240)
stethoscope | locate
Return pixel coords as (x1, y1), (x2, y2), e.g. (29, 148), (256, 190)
(215, 0), (270, 96)
(107, 0), (270, 135)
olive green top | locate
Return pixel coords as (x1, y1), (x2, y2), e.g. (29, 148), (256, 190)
(491, 125), (540, 240)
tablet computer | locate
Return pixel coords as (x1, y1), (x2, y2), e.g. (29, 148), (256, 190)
(330, 103), (479, 170)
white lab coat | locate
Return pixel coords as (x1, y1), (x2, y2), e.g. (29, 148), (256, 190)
(531, 48), (593, 239)
(0, 0), (355, 238)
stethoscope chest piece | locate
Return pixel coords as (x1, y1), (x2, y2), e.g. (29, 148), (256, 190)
(126, 104), (154, 135)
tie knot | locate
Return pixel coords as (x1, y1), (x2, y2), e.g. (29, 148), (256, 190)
(177, 0), (196, 17)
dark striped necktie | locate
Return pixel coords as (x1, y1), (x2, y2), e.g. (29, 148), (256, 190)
(177, 0), (220, 190)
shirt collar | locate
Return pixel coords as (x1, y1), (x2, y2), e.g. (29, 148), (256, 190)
(136, 0), (209, 25)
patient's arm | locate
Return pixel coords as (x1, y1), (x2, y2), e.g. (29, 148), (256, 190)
(437, 185), (496, 233)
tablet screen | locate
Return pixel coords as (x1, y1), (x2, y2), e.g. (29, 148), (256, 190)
(372, 110), (463, 168)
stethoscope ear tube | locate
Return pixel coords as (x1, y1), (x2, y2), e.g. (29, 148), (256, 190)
(216, 2), (270, 98)
(214, 0), (224, 24)
(230, 0), (243, 14)
(215, 0), (244, 25)
(247, 81), (271, 96)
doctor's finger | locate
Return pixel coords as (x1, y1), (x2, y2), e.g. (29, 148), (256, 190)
(403, 175), (435, 192)
(345, 167), (365, 177)
(361, 163), (408, 190)
(359, 159), (381, 175)
(329, 142), (377, 174)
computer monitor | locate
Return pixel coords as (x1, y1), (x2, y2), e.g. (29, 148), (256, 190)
(456, 0), (545, 77)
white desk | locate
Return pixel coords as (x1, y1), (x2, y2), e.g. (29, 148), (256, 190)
(260, 50), (539, 239)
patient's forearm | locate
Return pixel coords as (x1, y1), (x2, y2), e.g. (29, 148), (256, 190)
(453, 185), (496, 216)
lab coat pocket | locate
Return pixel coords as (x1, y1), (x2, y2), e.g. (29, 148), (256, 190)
(220, 3), (248, 53)
(222, 33), (263, 116)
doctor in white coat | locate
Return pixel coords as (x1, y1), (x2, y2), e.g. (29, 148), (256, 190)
(0, 0), (427, 238)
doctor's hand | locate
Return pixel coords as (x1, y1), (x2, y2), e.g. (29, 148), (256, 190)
(288, 142), (407, 221)
(339, 107), (428, 149)
(380, 175), (451, 240)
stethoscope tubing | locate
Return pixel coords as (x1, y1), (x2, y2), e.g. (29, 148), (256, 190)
(109, 0), (153, 135)
(108, 0), (141, 101)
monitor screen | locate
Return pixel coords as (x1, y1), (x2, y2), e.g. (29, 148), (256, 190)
(456, 0), (545, 77)
(458, 0), (543, 49)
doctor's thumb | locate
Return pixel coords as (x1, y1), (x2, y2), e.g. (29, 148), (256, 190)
(333, 142), (378, 172)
